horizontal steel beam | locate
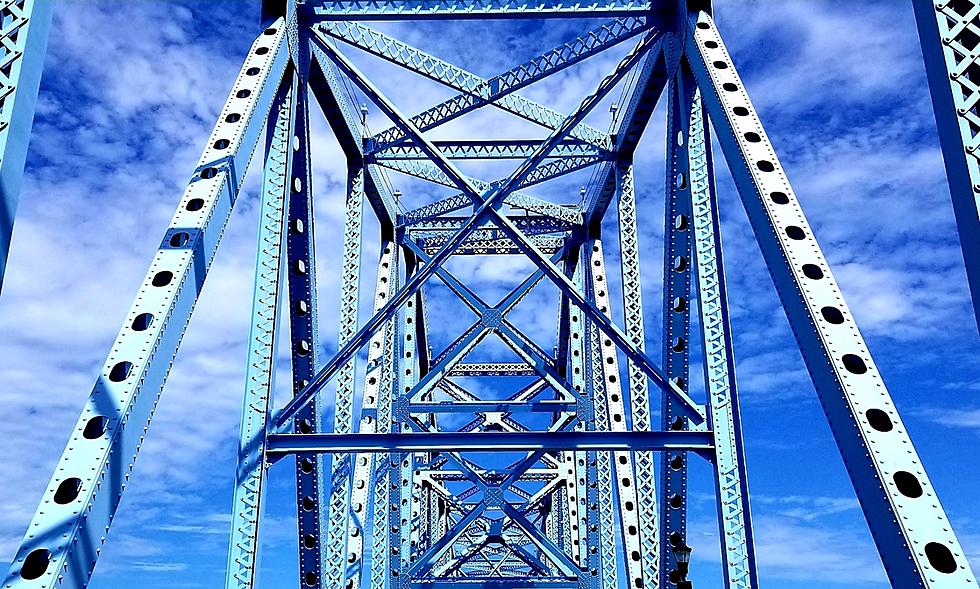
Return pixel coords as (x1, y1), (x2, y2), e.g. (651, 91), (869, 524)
(310, 1), (653, 20)
(266, 431), (714, 454)
(372, 139), (608, 160)
(407, 400), (576, 413)
(411, 579), (578, 589)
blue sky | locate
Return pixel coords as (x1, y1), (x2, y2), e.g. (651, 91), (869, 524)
(1, 1), (978, 588)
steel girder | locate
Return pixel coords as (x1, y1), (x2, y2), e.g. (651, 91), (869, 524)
(3, 19), (290, 588)
(225, 74), (297, 589)
(5, 3), (978, 589)
(688, 10), (976, 587)
(0, 0), (50, 293)
(685, 83), (757, 589)
(309, 1), (653, 20)
(913, 0), (980, 328)
(373, 140), (608, 161)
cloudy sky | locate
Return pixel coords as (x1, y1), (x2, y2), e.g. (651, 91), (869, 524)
(1, 1), (978, 588)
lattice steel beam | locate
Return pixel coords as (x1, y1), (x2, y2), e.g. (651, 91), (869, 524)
(0, 0), (51, 292)
(913, 0), (980, 328)
(224, 74), (295, 589)
(309, 1), (653, 21)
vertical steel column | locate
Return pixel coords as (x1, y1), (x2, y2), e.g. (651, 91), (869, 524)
(225, 76), (296, 589)
(2, 22), (288, 589)
(368, 243), (400, 589)
(391, 281), (418, 586)
(569, 259), (599, 589)
(340, 243), (399, 589)
(585, 323), (619, 589)
(284, 18), (327, 587)
(659, 73), (694, 588)
(322, 164), (365, 589)
(912, 0), (980, 327)
(584, 238), (650, 589)
(688, 12), (978, 587)
(685, 85), (757, 589)
(614, 159), (660, 587)
(0, 0), (52, 292)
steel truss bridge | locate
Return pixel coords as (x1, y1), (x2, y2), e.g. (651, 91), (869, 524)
(1, 1), (979, 589)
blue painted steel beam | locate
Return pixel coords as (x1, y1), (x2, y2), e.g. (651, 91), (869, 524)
(687, 11), (978, 587)
(309, 1), (653, 20)
(685, 78), (757, 589)
(265, 431), (715, 455)
(3, 21), (289, 589)
(224, 73), (295, 589)
(0, 0), (51, 293)
(913, 0), (980, 329)
(372, 140), (607, 161)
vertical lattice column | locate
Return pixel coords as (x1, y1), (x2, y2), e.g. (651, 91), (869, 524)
(685, 85), (757, 589)
(323, 164), (365, 589)
(913, 0), (980, 327)
(0, 0), (51, 291)
(224, 75), (296, 589)
(615, 159), (660, 586)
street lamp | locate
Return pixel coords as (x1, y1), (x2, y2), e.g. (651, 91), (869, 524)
(671, 544), (693, 589)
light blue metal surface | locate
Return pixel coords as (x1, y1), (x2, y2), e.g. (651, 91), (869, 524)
(0, 0), (51, 293)
(3, 19), (289, 589)
(5, 3), (978, 589)
(685, 85), (757, 589)
(309, 1), (653, 20)
(913, 0), (980, 329)
(225, 73), (296, 589)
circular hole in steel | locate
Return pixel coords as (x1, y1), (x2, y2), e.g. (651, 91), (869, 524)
(54, 478), (82, 504)
(893, 471), (923, 498)
(786, 225), (806, 240)
(152, 271), (174, 287)
(842, 354), (868, 375)
(20, 549), (51, 580)
(802, 264), (823, 280)
(132, 313), (154, 331)
(83, 416), (109, 439)
(109, 361), (133, 382)
(169, 232), (190, 247)
(820, 306), (844, 324)
(866, 409), (893, 432)
(925, 543), (957, 573)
